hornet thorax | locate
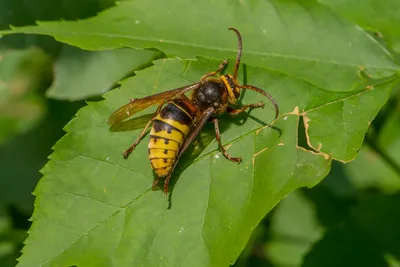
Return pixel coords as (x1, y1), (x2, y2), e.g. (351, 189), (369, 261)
(192, 80), (229, 113)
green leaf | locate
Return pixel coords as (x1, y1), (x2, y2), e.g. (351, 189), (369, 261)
(0, 0), (117, 29)
(1, 0), (398, 91)
(18, 58), (334, 267)
(319, 0), (400, 53)
(19, 55), (394, 266)
(47, 46), (160, 100)
(0, 1), (154, 102)
(304, 80), (393, 162)
(0, 0), (118, 54)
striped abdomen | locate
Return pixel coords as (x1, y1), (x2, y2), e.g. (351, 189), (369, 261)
(148, 100), (194, 177)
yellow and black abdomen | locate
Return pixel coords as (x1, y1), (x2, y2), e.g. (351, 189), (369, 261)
(148, 101), (193, 177)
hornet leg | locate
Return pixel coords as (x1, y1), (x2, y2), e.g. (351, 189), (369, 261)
(227, 102), (264, 115)
(163, 173), (172, 195)
(122, 103), (164, 158)
(213, 118), (242, 163)
(150, 171), (172, 195)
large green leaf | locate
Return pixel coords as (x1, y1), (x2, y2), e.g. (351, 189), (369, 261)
(47, 46), (160, 100)
(1, 0), (398, 91)
(319, 0), (400, 53)
(0, 0), (117, 53)
(0, 0), (150, 101)
(18, 57), (394, 266)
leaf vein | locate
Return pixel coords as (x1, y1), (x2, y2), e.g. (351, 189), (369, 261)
(50, 31), (398, 70)
(40, 189), (150, 266)
(62, 191), (120, 208)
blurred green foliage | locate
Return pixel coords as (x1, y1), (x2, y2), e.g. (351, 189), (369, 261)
(0, 0), (399, 266)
